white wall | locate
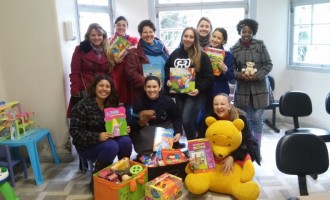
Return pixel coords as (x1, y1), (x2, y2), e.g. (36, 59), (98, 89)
(256, 0), (330, 129)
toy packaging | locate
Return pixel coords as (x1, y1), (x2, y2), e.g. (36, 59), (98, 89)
(169, 68), (195, 94)
(110, 36), (130, 60)
(145, 173), (183, 200)
(205, 47), (226, 76)
(104, 106), (127, 137)
(161, 149), (187, 165)
(93, 157), (148, 200)
(187, 138), (215, 173)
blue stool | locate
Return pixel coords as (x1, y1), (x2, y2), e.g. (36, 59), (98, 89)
(0, 128), (60, 185)
(0, 145), (28, 187)
(79, 155), (94, 175)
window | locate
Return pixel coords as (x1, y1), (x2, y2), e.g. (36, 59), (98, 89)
(289, 0), (330, 71)
(153, 0), (248, 53)
(76, 0), (113, 41)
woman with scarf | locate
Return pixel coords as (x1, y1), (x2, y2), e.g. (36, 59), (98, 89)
(196, 17), (212, 49)
(108, 16), (138, 124)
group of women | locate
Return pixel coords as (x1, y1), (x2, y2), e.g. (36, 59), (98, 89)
(67, 16), (273, 193)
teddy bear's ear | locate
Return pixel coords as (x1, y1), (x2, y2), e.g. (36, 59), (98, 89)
(233, 118), (244, 131)
(205, 117), (217, 127)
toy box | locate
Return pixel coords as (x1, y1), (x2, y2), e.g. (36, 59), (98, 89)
(93, 157), (148, 200)
(145, 173), (183, 200)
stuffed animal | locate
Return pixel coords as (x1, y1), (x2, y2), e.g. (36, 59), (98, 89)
(185, 117), (260, 200)
(242, 61), (257, 75)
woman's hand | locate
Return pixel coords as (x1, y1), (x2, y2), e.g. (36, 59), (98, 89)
(166, 80), (172, 87)
(99, 132), (113, 142)
(220, 156), (234, 176)
(173, 133), (181, 143)
(188, 89), (199, 96)
(126, 126), (131, 134)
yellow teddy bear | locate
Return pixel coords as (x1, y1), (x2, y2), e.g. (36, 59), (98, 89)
(185, 117), (260, 200)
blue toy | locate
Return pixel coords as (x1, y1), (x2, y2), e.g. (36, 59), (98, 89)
(0, 167), (19, 200)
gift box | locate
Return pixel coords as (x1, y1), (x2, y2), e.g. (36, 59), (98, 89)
(145, 173), (183, 200)
(94, 157), (148, 200)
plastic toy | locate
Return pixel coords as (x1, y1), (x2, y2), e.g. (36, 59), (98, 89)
(0, 167), (20, 200)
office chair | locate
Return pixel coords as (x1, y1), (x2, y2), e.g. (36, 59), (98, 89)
(279, 91), (330, 142)
(264, 75), (280, 133)
(326, 92), (330, 114)
(276, 133), (329, 196)
(0, 145), (28, 187)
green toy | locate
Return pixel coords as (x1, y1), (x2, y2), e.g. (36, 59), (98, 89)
(0, 167), (19, 200)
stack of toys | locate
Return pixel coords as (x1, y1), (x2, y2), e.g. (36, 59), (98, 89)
(0, 101), (35, 141)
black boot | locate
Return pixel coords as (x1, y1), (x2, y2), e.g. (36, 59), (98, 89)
(89, 161), (111, 194)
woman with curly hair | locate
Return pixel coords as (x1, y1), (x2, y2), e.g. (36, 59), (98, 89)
(231, 18), (273, 153)
(69, 75), (132, 193)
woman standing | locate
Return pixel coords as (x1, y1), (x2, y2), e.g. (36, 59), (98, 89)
(125, 19), (169, 103)
(67, 23), (112, 118)
(231, 18), (273, 150)
(196, 17), (212, 49)
(109, 16), (139, 123)
(70, 75), (132, 193)
(164, 27), (213, 140)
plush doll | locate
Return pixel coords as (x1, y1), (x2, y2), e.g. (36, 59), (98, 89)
(242, 61), (257, 76)
(185, 117), (260, 200)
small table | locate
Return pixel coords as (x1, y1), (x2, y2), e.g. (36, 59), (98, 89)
(0, 128), (60, 185)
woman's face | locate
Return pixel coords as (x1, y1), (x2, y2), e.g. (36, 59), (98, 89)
(115, 19), (128, 36)
(240, 25), (253, 43)
(141, 26), (155, 45)
(211, 30), (225, 48)
(144, 80), (161, 100)
(197, 20), (211, 37)
(182, 29), (195, 50)
(89, 28), (104, 47)
(213, 95), (231, 120)
(95, 80), (111, 101)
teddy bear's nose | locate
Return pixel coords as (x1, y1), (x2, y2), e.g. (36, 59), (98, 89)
(218, 154), (223, 158)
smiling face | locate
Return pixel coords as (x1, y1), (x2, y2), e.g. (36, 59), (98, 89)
(182, 29), (195, 50)
(115, 19), (128, 36)
(89, 28), (104, 47)
(211, 30), (225, 48)
(213, 95), (231, 120)
(144, 79), (161, 100)
(141, 26), (155, 45)
(95, 79), (111, 101)
(197, 20), (211, 38)
(240, 25), (253, 43)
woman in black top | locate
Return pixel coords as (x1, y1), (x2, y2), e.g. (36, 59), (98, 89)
(198, 93), (261, 174)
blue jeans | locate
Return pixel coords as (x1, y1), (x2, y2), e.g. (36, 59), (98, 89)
(79, 136), (132, 164)
(246, 102), (264, 148)
(175, 95), (205, 140)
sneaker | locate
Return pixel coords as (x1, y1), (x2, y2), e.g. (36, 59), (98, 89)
(173, 142), (186, 149)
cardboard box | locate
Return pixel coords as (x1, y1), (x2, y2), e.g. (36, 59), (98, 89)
(145, 173), (183, 200)
(94, 158), (147, 200)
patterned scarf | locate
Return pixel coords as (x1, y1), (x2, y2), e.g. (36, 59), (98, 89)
(141, 39), (169, 61)
(90, 43), (103, 59)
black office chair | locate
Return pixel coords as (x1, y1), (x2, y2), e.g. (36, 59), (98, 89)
(264, 75), (280, 133)
(276, 133), (329, 196)
(279, 91), (330, 142)
(326, 92), (330, 114)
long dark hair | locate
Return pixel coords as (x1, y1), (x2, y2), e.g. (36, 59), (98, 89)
(88, 75), (119, 108)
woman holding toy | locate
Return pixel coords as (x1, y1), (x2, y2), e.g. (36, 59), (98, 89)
(230, 18), (273, 152)
(130, 76), (184, 155)
(198, 93), (261, 175)
(69, 75), (132, 193)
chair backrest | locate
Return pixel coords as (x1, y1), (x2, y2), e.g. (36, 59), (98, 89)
(326, 92), (330, 114)
(268, 75), (275, 91)
(279, 91), (312, 128)
(276, 133), (329, 175)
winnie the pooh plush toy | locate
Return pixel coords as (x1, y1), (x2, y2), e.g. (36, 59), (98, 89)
(185, 117), (260, 200)
(242, 61), (257, 76)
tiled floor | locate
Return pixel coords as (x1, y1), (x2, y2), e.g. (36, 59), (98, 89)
(3, 122), (330, 200)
